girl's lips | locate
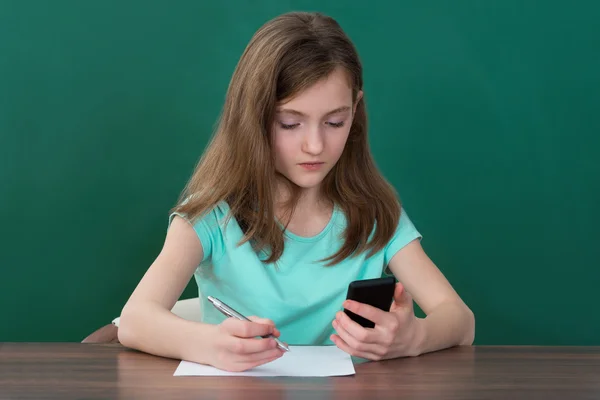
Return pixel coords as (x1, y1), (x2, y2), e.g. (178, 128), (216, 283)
(299, 162), (324, 171)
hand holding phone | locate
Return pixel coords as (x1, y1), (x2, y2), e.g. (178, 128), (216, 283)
(343, 276), (396, 328)
(333, 277), (420, 361)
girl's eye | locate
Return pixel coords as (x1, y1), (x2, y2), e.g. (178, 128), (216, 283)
(279, 122), (299, 130)
(278, 121), (345, 129)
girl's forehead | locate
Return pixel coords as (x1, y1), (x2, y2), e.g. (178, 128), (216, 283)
(277, 69), (353, 114)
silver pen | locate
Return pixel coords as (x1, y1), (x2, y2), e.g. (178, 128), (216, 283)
(207, 296), (290, 352)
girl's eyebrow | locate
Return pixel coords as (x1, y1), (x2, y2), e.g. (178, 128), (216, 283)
(276, 106), (351, 117)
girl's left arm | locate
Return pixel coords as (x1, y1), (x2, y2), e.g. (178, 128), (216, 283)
(388, 239), (475, 355)
(331, 239), (475, 359)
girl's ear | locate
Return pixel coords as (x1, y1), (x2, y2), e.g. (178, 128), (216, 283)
(353, 90), (364, 115)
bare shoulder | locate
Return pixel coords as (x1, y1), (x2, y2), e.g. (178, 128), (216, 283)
(388, 240), (467, 314)
(122, 215), (204, 311)
(163, 215), (204, 260)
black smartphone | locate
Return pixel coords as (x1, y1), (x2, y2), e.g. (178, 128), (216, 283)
(344, 276), (396, 328)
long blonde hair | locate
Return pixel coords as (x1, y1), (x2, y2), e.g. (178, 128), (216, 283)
(173, 12), (400, 265)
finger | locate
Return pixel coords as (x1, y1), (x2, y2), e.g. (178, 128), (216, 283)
(332, 319), (386, 356)
(235, 347), (284, 364)
(330, 333), (382, 361)
(247, 316), (274, 325)
(343, 299), (394, 327)
(235, 351), (284, 371)
(220, 318), (275, 338)
(225, 336), (279, 354)
(393, 282), (413, 307)
(336, 311), (377, 344)
(248, 316), (280, 337)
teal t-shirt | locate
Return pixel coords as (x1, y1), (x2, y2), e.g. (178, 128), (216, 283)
(170, 202), (421, 345)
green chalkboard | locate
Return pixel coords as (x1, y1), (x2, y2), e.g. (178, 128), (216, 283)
(1, 1), (599, 344)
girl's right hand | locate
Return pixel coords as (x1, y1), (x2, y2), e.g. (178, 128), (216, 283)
(208, 316), (286, 372)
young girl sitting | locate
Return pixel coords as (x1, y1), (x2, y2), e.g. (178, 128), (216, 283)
(118, 11), (475, 372)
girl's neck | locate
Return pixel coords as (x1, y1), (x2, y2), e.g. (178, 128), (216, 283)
(275, 182), (332, 218)
(274, 182), (334, 238)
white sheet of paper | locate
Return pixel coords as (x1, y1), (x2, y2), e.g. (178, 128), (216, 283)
(173, 345), (355, 377)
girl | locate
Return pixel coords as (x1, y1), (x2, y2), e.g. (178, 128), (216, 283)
(118, 11), (475, 372)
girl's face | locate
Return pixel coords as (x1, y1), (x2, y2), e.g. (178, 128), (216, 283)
(272, 68), (362, 193)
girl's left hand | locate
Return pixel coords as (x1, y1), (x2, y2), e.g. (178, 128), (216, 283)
(330, 282), (423, 360)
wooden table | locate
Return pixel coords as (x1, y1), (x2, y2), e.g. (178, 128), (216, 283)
(1, 343), (599, 399)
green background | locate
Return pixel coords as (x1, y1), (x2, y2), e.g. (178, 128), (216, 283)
(1, 1), (598, 344)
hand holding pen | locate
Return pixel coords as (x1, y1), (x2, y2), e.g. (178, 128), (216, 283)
(205, 296), (289, 372)
(208, 296), (289, 352)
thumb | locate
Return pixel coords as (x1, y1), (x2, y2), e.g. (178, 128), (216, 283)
(248, 316), (280, 337)
(393, 282), (413, 308)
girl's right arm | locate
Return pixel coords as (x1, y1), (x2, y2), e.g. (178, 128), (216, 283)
(118, 215), (284, 372)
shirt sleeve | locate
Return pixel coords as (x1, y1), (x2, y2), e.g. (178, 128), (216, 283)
(383, 207), (422, 265)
